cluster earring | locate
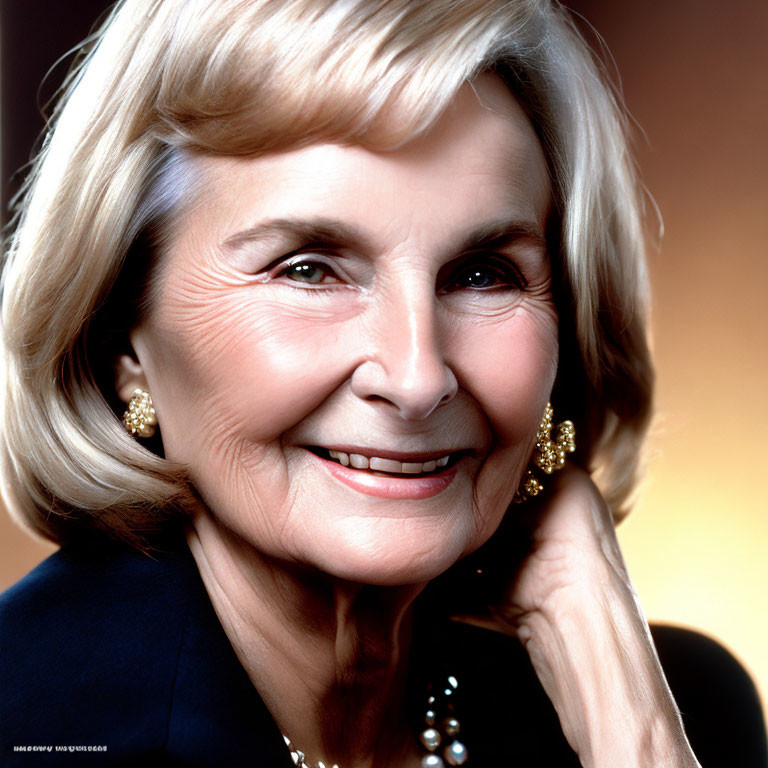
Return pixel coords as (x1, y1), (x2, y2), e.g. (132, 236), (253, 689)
(122, 388), (158, 438)
(514, 402), (575, 503)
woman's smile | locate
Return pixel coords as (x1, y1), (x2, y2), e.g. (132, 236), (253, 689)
(319, 447), (455, 473)
(302, 444), (474, 500)
(124, 75), (558, 585)
(311, 450), (459, 500)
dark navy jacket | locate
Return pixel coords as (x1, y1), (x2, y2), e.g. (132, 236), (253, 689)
(1, 533), (766, 766)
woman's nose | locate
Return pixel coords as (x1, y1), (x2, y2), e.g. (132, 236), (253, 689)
(350, 285), (458, 421)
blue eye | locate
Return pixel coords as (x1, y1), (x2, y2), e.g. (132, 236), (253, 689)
(441, 256), (526, 293)
(278, 261), (338, 284)
(456, 269), (497, 288)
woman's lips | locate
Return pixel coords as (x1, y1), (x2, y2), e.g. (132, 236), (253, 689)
(309, 450), (459, 499)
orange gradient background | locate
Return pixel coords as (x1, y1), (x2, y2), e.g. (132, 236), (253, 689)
(1, 0), (767, 719)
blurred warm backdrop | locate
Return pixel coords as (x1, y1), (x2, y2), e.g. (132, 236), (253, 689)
(570, 0), (768, 714)
(1, 0), (766, 717)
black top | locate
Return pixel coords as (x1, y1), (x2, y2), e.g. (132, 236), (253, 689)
(1, 533), (766, 767)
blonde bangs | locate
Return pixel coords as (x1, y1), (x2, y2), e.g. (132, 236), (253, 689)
(150, 0), (535, 154)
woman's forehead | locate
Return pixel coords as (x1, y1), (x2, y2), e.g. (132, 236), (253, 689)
(174, 78), (551, 257)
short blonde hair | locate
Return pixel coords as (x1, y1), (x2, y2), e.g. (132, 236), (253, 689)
(1, 0), (652, 547)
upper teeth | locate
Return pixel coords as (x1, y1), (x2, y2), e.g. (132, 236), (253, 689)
(328, 451), (451, 474)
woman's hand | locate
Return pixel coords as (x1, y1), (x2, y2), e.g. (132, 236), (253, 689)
(459, 466), (702, 768)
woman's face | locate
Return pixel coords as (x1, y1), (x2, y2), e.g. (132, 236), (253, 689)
(120, 76), (558, 585)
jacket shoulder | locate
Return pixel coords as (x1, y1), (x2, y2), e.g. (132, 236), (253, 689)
(0, 534), (292, 767)
(0, 536), (194, 758)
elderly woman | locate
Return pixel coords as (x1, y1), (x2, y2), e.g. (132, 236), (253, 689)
(0, 0), (765, 766)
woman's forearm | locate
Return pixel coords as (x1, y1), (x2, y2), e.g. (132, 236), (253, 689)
(485, 468), (703, 768)
(514, 557), (701, 768)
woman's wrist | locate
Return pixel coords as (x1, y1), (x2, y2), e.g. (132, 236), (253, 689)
(510, 556), (701, 768)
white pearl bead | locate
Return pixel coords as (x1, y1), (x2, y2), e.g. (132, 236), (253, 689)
(444, 740), (468, 766)
(443, 717), (460, 736)
(422, 755), (445, 768)
(420, 727), (441, 751)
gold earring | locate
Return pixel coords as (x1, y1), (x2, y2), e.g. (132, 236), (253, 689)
(514, 402), (575, 503)
(122, 388), (158, 438)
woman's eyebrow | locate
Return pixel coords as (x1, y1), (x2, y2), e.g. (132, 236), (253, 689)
(459, 218), (548, 251)
(221, 217), (376, 252)
(220, 215), (547, 255)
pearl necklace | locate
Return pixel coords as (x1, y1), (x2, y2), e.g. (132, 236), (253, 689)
(283, 675), (469, 768)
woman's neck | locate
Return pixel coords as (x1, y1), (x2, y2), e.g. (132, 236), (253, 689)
(185, 509), (426, 768)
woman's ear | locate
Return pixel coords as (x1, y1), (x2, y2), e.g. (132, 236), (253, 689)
(114, 352), (149, 404)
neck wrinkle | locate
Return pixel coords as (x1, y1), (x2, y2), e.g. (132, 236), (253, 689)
(184, 509), (427, 768)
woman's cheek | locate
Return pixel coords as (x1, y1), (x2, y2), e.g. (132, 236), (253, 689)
(449, 305), (558, 444)
(146, 284), (365, 451)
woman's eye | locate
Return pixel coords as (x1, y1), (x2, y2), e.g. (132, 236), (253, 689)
(277, 261), (339, 285)
(456, 269), (499, 288)
(441, 257), (526, 293)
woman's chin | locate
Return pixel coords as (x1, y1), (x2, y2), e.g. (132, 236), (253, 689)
(304, 526), (475, 588)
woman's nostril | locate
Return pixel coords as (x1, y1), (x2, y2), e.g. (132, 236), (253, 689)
(350, 357), (458, 420)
